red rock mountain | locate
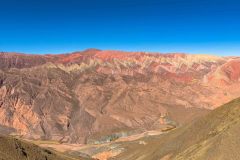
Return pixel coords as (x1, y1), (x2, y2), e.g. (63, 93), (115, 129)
(0, 49), (239, 143)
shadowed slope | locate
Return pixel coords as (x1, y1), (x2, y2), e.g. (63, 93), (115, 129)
(0, 135), (91, 160)
(115, 98), (240, 160)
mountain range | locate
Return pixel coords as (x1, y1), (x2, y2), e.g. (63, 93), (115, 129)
(0, 49), (240, 145)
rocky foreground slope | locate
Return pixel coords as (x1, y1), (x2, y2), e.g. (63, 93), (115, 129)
(115, 97), (240, 160)
(0, 134), (90, 160)
(0, 49), (240, 144)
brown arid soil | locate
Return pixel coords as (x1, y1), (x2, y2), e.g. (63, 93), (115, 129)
(114, 97), (240, 160)
(0, 134), (91, 160)
(0, 49), (240, 146)
(30, 128), (166, 160)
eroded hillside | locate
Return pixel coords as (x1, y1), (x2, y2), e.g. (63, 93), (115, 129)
(0, 50), (240, 144)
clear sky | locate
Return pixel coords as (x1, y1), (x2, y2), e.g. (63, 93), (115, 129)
(0, 0), (240, 56)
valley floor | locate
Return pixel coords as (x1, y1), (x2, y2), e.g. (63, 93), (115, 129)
(28, 128), (172, 160)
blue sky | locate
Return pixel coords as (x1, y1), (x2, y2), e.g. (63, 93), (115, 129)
(0, 0), (240, 56)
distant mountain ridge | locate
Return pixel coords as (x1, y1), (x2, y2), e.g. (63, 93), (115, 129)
(0, 49), (228, 83)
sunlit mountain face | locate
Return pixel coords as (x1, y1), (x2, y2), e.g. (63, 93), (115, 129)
(0, 50), (240, 145)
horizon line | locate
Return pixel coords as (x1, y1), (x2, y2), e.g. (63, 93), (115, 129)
(0, 48), (234, 57)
